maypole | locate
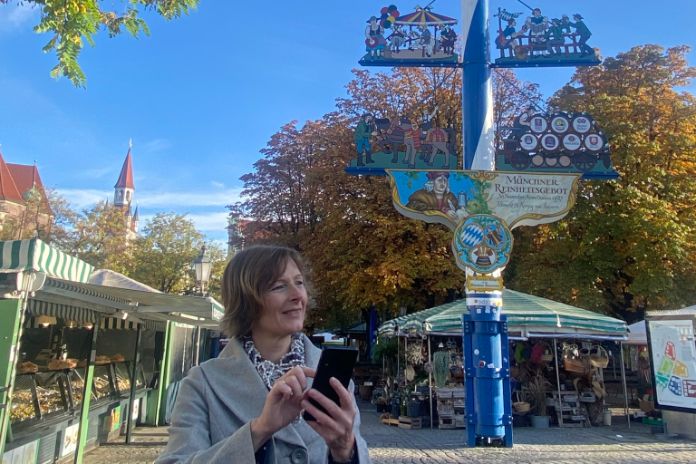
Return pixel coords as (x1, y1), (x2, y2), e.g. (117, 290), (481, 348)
(350, 0), (611, 448)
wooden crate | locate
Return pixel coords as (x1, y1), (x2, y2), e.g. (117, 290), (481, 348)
(398, 416), (422, 429)
(380, 414), (399, 427)
(438, 415), (455, 429)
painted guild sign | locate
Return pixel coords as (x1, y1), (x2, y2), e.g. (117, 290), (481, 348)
(496, 111), (618, 179)
(359, 3), (460, 68)
(387, 169), (580, 272)
(346, 112), (459, 175)
(493, 7), (600, 68)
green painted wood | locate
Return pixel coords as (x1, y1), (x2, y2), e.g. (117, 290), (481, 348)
(156, 322), (174, 426)
(0, 299), (22, 456)
(74, 320), (100, 464)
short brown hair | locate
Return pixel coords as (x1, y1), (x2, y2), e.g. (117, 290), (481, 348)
(220, 245), (307, 338)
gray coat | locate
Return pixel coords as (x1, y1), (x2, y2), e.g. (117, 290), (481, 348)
(155, 335), (370, 464)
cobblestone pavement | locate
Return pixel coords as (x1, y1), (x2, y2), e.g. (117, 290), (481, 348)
(84, 402), (696, 463)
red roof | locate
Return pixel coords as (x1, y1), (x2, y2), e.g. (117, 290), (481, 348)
(114, 148), (135, 189)
(0, 151), (24, 203)
(6, 162), (50, 210)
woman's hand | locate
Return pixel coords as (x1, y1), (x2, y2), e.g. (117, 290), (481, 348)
(251, 365), (315, 450)
(301, 377), (356, 462)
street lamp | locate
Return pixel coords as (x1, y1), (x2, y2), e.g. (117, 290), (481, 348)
(192, 245), (212, 296)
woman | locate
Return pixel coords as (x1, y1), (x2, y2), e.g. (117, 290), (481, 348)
(156, 245), (369, 463)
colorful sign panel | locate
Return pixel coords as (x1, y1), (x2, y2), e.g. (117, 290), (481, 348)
(647, 319), (696, 412)
(387, 169), (580, 272)
(360, 4), (460, 68)
(492, 7), (600, 68)
(496, 111), (617, 179)
(347, 113), (459, 175)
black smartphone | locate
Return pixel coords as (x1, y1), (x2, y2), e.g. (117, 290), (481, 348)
(303, 346), (358, 421)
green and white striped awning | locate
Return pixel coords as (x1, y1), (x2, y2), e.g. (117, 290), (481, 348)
(424, 289), (627, 340)
(0, 239), (94, 283)
(378, 302), (461, 338)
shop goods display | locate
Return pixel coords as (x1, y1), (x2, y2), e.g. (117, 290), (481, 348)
(18, 361), (39, 374)
(48, 358), (78, 370)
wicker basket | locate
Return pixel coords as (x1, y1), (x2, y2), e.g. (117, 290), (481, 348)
(513, 401), (531, 414)
(563, 357), (588, 374)
(589, 345), (609, 369)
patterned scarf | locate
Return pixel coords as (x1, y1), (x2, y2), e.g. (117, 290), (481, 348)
(241, 332), (306, 390)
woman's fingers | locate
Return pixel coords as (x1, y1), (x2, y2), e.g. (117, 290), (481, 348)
(330, 377), (355, 411)
(301, 378), (355, 425)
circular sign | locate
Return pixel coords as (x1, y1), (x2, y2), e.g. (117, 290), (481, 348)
(572, 115), (592, 134)
(454, 215), (513, 274)
(584, 133), (604, 151)
(562, 133), (582, 151)
(529, 116), (548, 133)
(519, 134), (538, 151)
(551, 115), (570, 134)
(541, 134), (559, 151)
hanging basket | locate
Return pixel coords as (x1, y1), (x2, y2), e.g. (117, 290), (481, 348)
(589, 345), (609, 369)
(513, 401), (531, 414)
(563, 357), (589, 374)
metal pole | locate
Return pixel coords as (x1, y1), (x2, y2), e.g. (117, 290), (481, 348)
(553, 338), (563, 426)
(620, 342), (630, 428)
(462, 0), (495, 170)
(428, 336), (434, 430)
(125, 323), (143, 444)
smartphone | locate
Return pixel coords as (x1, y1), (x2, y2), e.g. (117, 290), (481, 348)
(303, 346), (358, 421)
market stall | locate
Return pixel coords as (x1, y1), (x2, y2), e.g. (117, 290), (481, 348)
(0, 239), (223, 464)
(376, 289), (628, 430)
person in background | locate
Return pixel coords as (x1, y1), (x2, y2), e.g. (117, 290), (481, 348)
(156, 245), (369, 463)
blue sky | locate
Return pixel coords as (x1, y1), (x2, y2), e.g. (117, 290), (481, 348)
(0, 0), (694, 245)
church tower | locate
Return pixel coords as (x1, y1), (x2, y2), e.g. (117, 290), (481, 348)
(114, 141), (137, 237)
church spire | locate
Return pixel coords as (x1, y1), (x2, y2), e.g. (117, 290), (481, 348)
(114, 141), (135, 208)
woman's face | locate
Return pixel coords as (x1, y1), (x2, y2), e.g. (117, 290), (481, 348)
(253, 259), (307, 340)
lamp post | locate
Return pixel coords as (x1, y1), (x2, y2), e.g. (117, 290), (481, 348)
(192, 245), (212, 296)
(191, 245), (212, 367)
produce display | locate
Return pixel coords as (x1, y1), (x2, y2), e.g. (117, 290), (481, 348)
(10, 390), (37, 423)
(10, 376), (69, 423)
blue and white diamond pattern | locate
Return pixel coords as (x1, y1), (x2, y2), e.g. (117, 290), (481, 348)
(461, 223), (484, 247)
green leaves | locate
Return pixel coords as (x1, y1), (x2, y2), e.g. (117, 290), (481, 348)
(14, 0), (198, 86)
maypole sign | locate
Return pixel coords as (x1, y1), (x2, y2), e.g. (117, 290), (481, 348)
(350, 0), (614, 448)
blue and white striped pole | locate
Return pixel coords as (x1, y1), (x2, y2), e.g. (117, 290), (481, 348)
(460, 0), (512, 447)
(461, 0), (495, 170)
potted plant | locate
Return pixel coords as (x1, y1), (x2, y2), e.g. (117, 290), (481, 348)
(524, 372), (552, 428)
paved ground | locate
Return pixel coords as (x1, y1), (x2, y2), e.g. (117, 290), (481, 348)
(84, 402), (696, 463)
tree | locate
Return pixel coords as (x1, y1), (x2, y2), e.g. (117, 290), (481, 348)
(505, 45), (696, 321)
(66, 201), (134, 272)
(129, 212), (205, 294)
(1, 0), (198, 86)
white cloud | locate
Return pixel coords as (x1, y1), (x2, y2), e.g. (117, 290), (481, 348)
(58, 189), (111, 209)
(57, 187), (243, 210)
(136, 188), (243, 208)
(0, 3), (39, 33)
(210, 180), (225, 189)
(140, 138), (172, 154)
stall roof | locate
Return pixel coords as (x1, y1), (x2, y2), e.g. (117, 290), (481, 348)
(625, 320), (647, 345)
(0, 239), (224, 328)
(378, 300), (463, 337)
(0, 238), (93, 282)
(426, 290), (627, 339)
(379, 289), (628, 340)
